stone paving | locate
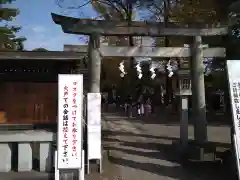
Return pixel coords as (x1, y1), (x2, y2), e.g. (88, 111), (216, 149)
(102, 110), (232, 180)
(0, 108), (234, 180)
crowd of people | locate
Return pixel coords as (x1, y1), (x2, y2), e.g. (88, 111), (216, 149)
(102, 90), (157, 118)
(101, 85), (226, 118)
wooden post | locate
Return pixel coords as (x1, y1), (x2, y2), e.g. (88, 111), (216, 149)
(191, 36), (207, 144)
(88, 33), (101, 93)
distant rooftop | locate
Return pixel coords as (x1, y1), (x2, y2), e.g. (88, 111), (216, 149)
(0, 51), (86, 60)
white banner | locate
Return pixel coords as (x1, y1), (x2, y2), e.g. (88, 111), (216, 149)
(57, 74), (83, 169)
(87, 93), (101, 160)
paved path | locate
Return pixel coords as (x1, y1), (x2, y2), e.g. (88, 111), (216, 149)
(102, 110), (232, 180)
(0, 108), (233, 180)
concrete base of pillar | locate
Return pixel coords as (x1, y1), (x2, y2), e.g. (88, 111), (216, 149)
(39, 142), (52, 172)
(0, 143), (12, 172)
(172, 140), (216, 162)
(18, 143), (32, 171)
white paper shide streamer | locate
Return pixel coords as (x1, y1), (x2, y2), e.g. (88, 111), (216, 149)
(136, 62), (142, 79)
(119, 61), (127, 77)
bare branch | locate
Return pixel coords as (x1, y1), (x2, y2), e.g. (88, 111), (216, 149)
(111, 0), (128, 13)
(96, 0), (126, 19)
(55, 0), (91, 10)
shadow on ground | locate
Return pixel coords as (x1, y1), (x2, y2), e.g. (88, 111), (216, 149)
(102, 130), (231, 149)
(102, 107), (231, 127)
(104, 130), (235, 180)
(109, 155), (225, 180)
(85, 150), (121, 180)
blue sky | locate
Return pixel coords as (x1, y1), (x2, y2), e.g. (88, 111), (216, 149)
(4, 0), (98, 51)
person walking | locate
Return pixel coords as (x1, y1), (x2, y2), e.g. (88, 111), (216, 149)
(145, 97), (152, 117)
(127, 95), (133, 118)
(137, 94), (144, 116)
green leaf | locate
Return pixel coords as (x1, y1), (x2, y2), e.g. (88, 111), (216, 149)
(32, 48), (49, 51)
(1, 0), (16, 4)
(0, 0), (26, 51)
(0, 8), (19, 21)
(97, 4), (108, 14)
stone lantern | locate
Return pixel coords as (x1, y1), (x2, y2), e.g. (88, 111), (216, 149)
(176, 69), (192, 96)
(175, 68), (192, 151)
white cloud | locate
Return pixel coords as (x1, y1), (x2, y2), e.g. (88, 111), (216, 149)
(32, 25), (46, 33)
(21, 23), (86, 51)
(24, 33), (86, 51)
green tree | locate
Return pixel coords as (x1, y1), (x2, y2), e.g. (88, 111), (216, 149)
(32, 48), (49, 51)
(0, 0), (26, 51)
(91, 0), (141, 91)
(56, 0), (149, 90)
(142, 0), (240, 108)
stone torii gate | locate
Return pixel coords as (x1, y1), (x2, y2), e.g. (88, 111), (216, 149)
(51, 13), (227, 158)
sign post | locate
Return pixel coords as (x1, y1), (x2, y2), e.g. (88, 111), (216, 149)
(56, 74), (84, 180)
(227, 60), (240, 179)
(87, 93), (102, 174)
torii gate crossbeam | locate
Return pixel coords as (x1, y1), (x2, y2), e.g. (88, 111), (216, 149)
(51, 13), (228, 162)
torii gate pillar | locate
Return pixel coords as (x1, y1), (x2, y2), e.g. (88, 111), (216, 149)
(191, 36), (207, 144)
(88, 33), (101, 93)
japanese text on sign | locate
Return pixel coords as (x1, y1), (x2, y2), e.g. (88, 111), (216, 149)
(62, 85), (69, 163)
(71, 81), (78, 158)
(232, 81), (240, 129)
(57, 74), (83, 169)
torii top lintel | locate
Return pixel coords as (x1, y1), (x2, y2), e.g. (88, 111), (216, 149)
(51, 13), (228, 36)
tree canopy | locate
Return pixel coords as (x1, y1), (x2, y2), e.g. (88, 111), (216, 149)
(0, 0), (26, 51)
(55, 0), (240, 89)
(32, 48), (49, 51)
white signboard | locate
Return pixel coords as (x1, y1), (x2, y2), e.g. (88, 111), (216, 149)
(227, 61), (240, 144)
(87, 93), (101, 160)
(57, 74), (83, 169)
(227, 60), (240, 178)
